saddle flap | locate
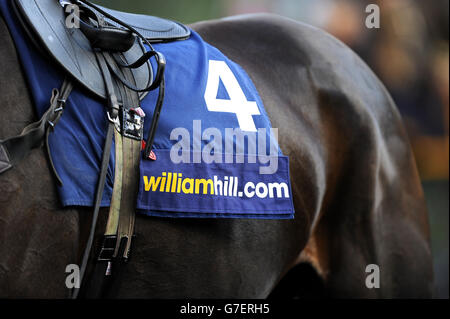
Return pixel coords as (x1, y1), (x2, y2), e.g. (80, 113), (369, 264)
(96, 5), (191, 43)
(13, 0), (152, 103)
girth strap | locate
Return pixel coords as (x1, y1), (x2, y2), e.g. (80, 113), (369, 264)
(79, 61), (142, 298)
(71, 49), (120, 299)
(114, 135), (139, 260)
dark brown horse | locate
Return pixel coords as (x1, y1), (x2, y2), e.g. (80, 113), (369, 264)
(0, 11), (433, 298)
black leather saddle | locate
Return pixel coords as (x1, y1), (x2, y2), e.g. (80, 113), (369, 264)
(13, 0), (190, 103)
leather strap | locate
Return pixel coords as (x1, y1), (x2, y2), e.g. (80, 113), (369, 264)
(79, 50), (142, 298)
(0, 79), (73, 176)
(46, 80), (74, 185)
(71, 51), (119, 299)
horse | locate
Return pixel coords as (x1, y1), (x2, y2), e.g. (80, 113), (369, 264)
(0, 10), (433, 298)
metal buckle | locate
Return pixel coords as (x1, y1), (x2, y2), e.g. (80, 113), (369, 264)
(97, 235), (117, 262)
(107, 110), (119, 124)
(107, 110), (121, 133)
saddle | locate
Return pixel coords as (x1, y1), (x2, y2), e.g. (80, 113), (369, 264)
(13, 0), (190, 102)
(0, 0), (191, 298)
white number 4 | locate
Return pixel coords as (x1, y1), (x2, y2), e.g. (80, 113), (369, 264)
(204, 60), (260, 132)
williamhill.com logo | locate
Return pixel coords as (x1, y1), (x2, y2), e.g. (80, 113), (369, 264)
(143, 172), (290, 199)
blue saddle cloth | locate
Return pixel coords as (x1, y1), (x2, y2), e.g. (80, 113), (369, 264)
(1, 1), (294, 219)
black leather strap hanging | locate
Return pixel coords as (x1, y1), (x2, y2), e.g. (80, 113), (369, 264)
(0, 79), (73, 177)
(71, 51), (119, 299)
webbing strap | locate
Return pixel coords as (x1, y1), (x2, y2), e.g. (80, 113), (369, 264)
(104, 130), (123, 237)
(114, 136), (139, 259)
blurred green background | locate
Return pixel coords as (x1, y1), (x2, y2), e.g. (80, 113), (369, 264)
(95, 0), (449, 298)
(94, 0), (224, 23)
